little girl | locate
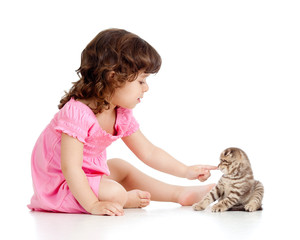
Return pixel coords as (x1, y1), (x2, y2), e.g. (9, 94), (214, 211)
(28, 28), (217, 216)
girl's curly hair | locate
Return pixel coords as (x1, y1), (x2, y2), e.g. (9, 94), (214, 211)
(58, 28), (162, 113)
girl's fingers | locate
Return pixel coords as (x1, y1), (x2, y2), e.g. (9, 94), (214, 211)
(104, 209), (115, 216)
(201, 165), (219, 170)
(108, 203), (124, 216)
(198, 171), (211, 182)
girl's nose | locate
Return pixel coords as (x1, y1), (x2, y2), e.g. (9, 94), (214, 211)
(143, 83), (149, 92)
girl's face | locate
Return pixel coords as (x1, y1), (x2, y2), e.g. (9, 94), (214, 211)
(111, 72), (150, 109)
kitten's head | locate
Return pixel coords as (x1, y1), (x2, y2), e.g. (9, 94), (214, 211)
(219, 147), (251, 176)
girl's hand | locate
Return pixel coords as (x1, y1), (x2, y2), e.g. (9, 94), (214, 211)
(185, 165), (218, 182)
(89, 201), (124, 216)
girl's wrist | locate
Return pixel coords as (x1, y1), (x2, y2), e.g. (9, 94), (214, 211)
(184, 165), (199, 180)
(87, 200), (101, 214)
(182, 165), (190, 179)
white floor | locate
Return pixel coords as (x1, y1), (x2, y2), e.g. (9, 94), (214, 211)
(1, 1), (299, 240)
(3, 197), (298, 240)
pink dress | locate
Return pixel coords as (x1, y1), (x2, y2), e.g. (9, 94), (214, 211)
(28, 98), (139, 213)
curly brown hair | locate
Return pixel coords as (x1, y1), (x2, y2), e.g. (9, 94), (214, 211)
(58, 28), (162, 113)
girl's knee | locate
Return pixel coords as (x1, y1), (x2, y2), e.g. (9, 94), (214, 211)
(98, 178), (127, 206)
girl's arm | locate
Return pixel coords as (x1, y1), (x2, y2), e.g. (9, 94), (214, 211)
(123, 130), (187, 177)
(60, 133), (123, 215)
(122, 130), (217, 180)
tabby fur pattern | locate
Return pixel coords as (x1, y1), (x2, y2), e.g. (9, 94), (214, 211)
(193, 147), (264, 212)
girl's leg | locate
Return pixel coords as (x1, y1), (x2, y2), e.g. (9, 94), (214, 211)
(98, 170), (151, 209)
(104, 158), (215, 207)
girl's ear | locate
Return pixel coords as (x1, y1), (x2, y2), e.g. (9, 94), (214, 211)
(106, 71), (116, 81)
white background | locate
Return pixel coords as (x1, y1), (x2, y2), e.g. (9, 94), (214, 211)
(1, 0), (299, 239)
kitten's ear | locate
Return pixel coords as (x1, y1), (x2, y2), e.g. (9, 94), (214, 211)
(224, 148), (233, 157)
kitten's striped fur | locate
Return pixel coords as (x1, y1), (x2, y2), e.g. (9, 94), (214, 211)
(193, 147), (264, 212)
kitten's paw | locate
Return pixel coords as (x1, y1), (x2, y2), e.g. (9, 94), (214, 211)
(211, 204), (227, 212)
(245, 203), (259, 212)
(192, 202), (206, 211)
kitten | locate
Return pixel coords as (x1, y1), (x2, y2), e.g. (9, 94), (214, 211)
(193, 147), (264, 212)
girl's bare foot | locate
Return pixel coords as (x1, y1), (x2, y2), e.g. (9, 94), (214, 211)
(177, 184), (216, 206)
(124, 190), (151, 208)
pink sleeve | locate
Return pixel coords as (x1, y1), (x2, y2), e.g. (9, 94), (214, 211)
(120, 108), (140, 138)
(54, 101), (93, 144)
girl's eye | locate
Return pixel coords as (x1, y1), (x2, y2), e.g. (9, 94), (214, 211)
(139, 81), (145, 85)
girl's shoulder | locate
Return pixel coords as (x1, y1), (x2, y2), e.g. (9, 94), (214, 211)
(116, 107), (139, 137)
(60, 98), (95, 118)
(117, 107), (133, 120)
(53, 98), (98, 143)
(54, 98), (97, 131)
